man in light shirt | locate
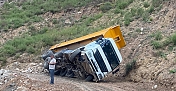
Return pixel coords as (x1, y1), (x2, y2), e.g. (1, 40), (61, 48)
(49, 54), (56, 84)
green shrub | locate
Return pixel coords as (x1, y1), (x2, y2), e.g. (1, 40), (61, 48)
(147, 5), (155, 13)
(151, 41), (162, 49)
(59, 0), (92, 9)
(156, 4), (163, 11)
(84, 14), (103, 26)
(143, 2), (150, 8)
(0, 57), (6, 63)
(162, 37), (172, 47)
(153, 51), (166, 59)
(118, 2), (128, 9)
(149, 17), (153, 21)
(3, 45), (16, 56)
(116, 0), (134, 9)
(159, 51), (166, 58)
(0, 57), (6, 67)
(154, 31), (163, 40)
(125, 60), (136, 75)
(130, 8), (137, 16)
(26, 47), (35, 54)
(167, 46), (174, 51)
(42, 35), (55, 46)
(38, 27), (48, 34)
(128, 0), (134, 4)
(169, 69), (176, 73)
(136, 8), (144, 18)
(136, 28), (141, 32)
(172, 33), (176, 45)
(17, 44), (27, 52)
(152, 0), (163, 8)
(124, 12), (133, 26)
(124, 12), (133, 21)
(14, 53), (21, 59)
(0, 0), (94, 30)
(124, 20), (130, 26)
(114, 8), (121, 14)
(52, 19), (58, 24)
(100, 2), (113, 13)
(142, 12), (150, 22)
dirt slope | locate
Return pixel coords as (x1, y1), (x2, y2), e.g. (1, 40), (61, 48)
(119, 0), (176, 89)
(0, 0), (176, 91)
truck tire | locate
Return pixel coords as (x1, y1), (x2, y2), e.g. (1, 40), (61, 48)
(69, 49), (81, 61)
(60, 68), (67, 77)
(85, 75), (94, 82)
(66, 70), (74, 78)
(78, 71), (86, 79)
(68, 73), (74, 78)
(54, 49), (68, 58)
(43, 57), (51, 69)
(43, 61), (49, 69)
(54, 70), (61, 75)
(42, 50), (53, 60)
(54, 51), (63, 58)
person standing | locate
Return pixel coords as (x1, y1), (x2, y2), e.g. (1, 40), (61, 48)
(49, 54), (56, 84)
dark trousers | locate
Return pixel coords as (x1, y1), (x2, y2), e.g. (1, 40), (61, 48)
(49, 69), (54, 84)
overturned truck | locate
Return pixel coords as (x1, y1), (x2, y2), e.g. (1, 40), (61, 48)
(42, 25), (126, 82)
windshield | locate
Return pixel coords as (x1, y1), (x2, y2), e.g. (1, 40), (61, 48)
(102, 40), (120, 70)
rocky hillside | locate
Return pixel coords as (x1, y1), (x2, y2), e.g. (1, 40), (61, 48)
(120, 0), (176, 87)
(0, 0), (176, 90)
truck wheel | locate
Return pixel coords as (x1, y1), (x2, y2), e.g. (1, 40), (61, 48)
(43, 61), (49, 69)
(60, 68), (67, 77)
(66, 69), (75, 78)
(43, 57), (51, 69)
(42, 50), (53, 60)
(69, 49), (81, 61)
(69, 72), (74, 78)
(54, 70), (61, 75)
(78, 71), (86, 79)
(85, 75), (94, 82)
(54, 49), (68, 58)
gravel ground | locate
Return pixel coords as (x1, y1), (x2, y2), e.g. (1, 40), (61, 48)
(0, 71), (171, 91)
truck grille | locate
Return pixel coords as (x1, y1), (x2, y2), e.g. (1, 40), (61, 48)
(94, 49), (108, 72)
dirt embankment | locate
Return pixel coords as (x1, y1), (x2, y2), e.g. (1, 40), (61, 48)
(0, 0), (176, 91)
(120, 0), (176, 89)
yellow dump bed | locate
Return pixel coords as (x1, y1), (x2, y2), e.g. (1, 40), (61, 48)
(50, 25), (126, 52)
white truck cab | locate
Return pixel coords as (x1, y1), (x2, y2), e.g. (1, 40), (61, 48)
(83, 38), (122, 81)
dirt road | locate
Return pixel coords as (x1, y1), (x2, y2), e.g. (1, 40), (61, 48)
(1, 71), (167, 91)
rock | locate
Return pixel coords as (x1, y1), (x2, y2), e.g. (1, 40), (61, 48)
(65, 19), (71, 24)
(30, 63), (37, 66)
(16, 86), (28, 91)
(39, 63), (43, 66)
(0, 82), (3, 85)
(0, 69), (4, 75)
(15, 68), (20, 71)
(0, 69), (13, 85)
(4, 79), (7, 83)
(28, 67), (33, 73)
(14, 62), (19, 65)
(140, 28), (143, 31)
(0, 69), (7, 73)
(77, 11), (82, 14)
(140, 32), (143, 35)
(152, 85), (157, 89)
(21, 70), (28, 73)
